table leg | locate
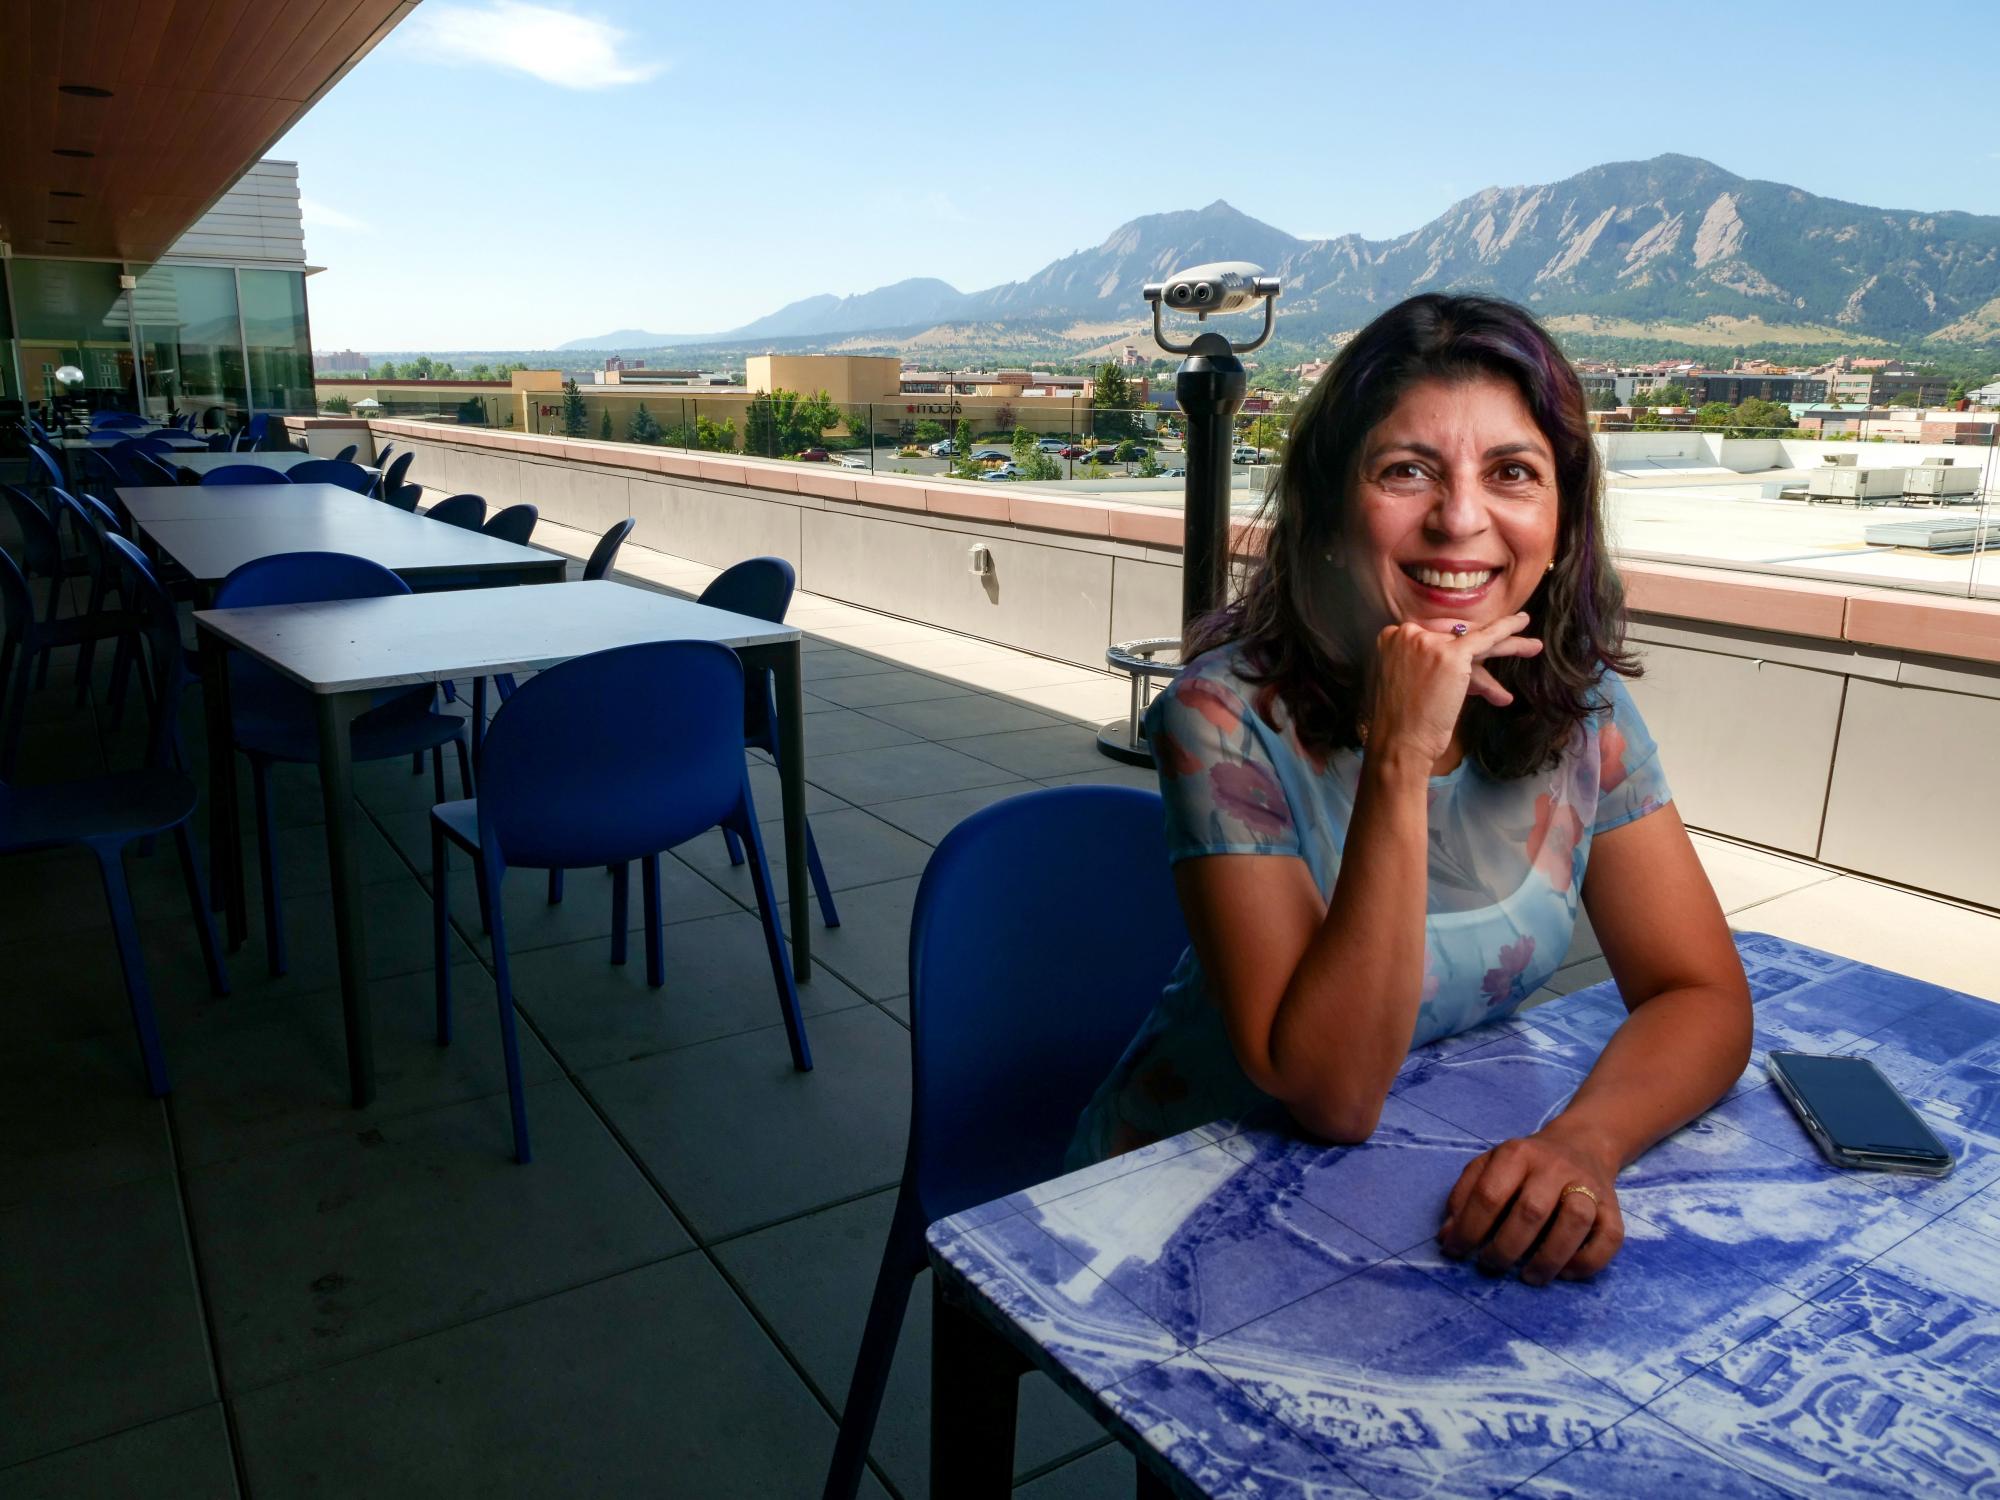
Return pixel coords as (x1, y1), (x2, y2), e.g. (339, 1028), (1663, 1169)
(315, 690), (375, 1107)
(769, 640), (809, 980)
(196, 625), (246, 949)
(930, 1279), (1023, 1500)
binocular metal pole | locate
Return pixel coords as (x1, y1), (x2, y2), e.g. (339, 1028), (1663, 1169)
(1096, 330), (1248, 766)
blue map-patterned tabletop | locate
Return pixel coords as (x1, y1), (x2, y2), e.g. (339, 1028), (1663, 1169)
(927, 932), (2000, 1498)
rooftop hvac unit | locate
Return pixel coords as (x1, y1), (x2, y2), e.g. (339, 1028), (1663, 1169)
(1807, 466), (1908, 505)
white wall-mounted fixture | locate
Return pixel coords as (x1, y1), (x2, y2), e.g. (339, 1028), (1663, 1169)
(967, 544), (994, 578)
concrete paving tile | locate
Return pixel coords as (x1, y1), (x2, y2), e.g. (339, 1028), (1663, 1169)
(806, 741), (1020, 807)
(942, 724), (1118, 780)
(865, 635), (1021, 671)
(775, 877), (921, 1002)
(164, 965), (564, 1171)
(1731, 877), (2000, 1002)
(799, 647), (897, 682)
(807, 669), (976, 710)
(0, 1032), (171, 1209)
(805, 618), (954, 650)
(857, 693), (1064, 741)
(676, 806), (934, 905)
(189, 1081), (690, 1390)
(924, 656), (1107, 693)
(747, 758), (849, 815)
(0, 1177), (215, 1469)
(865, 781), (1038, 846)
(997, 676), (1134, 725)
(1689, 833), (1841, 913)
(510, 909), (869, 1073)
(231, 1256), (889, 1500)
(0, 1406), (236, 1500)
(585, 1005), (910, 1241)
(785, 706), (921, 756)
(1016, 1442), (1134, 1499)
(716, 1190), (1109, 1499)
(1037, 763), (1165, 791)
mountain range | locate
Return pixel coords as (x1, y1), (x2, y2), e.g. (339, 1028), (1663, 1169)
(559, 156), (2000, 354)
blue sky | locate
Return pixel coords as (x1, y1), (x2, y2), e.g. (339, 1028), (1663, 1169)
(278, 0), (2000, 351)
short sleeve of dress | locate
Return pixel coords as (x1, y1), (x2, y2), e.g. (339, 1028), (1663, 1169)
(1144, 668), (1303, 862)
(1590, 669), (1672, 835)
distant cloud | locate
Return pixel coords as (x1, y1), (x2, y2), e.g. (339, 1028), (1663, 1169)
(300, 197), (368, 232)
(402, 1), (663, 89)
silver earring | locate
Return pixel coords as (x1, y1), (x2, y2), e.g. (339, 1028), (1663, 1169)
(1545, 559), (1556, 573)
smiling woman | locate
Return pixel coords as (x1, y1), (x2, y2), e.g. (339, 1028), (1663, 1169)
(1069, 293), (1755, 1288)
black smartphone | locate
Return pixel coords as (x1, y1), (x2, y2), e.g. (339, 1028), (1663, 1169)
(1767, 1051), (1954, 1177)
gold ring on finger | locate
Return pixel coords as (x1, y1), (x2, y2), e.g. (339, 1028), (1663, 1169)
(1560, 1183), (1598, 1205)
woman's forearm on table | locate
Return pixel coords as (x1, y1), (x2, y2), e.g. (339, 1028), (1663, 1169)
(1542, 982), (1754, 1171)
(1265, 750), (1435, 1139)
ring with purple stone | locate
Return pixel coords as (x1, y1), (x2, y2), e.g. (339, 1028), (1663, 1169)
(1450, 622), (1468, 637)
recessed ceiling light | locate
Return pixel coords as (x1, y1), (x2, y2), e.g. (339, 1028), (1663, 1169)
(50, 189), (84, 198)
(48, 239), (74, 246)
(49, 218), (77, 225)
(53, 148), (95, 159)
(58, 84), (114, 98)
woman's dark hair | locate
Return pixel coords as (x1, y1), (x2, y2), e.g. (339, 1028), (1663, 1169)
(1188, 292), (1637, 779)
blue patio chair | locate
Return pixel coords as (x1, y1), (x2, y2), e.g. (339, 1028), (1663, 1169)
(0, 761), (229, 1098)
(585, 516), (637, 581)
(430, 639), (812, 1162)
(211, 552), (473, 976)
(383, 481), (422, 512)
(481, 503), (539, 546)
(26, 443), (66, 493)
(286, 458), (372, 493)
(101, 534), (199, 753)
(703, 558), (839, 928)
(207, 431), (234, 452)
(126, 451), (182, 487)
(376, 450), (415, 500)
(91, 411), (148, 430)
(820, 785), (1187, 1500)
(47, 489), (130, 702)
(333, 443), (359, 463)
(200, 465), (280, 486)
(245, 412), (270, 446)
(0, 542), (142, 777)
(119, 434), (176, 455)
(424, 493), (486, 531)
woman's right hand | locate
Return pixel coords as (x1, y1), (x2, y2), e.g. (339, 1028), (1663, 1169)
(1367, 612), (1543, 766)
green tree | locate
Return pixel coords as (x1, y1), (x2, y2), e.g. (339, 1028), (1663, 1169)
(320, 394), (352, 414)
(468, 362), (494, 381)
(1243, 413), (1286, 451)
(1730, 398), (1795, 436)
(1136, 447), (1162, 478)
(455, 395), (489, 425)
(371, 361), (396, 380)
(912, 418), (947, 445)
(993, 402), (1018, 433)
(1091, 363), (1138, 441)
(1585, 388), (1619, 411)
(599, 410), (614, 442)
(744, 393), (778, 456)
(696, 415), (737, 452)
(950, 417), (979, 479)
(560, 377), (589, 437)
(1649, 382), (1690, 407)
(627, 403), (663, 444)
(1114, 437), (1139, 463)
(1695, 402), (1735, 429)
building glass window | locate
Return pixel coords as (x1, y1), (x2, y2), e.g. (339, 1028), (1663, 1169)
(134, 263), (246, 425)
(9, 258), (135, 415)
(0, 264), (17, 403)
(240, 269), (313, 413)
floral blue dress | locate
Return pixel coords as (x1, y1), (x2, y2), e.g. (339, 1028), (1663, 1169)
(1067, 641), (1672, 1167)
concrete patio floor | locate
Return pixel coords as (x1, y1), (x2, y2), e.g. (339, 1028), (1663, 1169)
(5, 513), (1999, 1499)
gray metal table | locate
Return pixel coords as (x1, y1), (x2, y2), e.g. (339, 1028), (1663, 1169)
(173, 450), (372, 477)
(120, 484), (565, 589)
(190, 581), (812, 1107)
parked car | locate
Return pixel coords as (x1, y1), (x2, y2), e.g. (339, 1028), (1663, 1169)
(1232, 445), (1262, 464)
(980, 463), (1023, 481)
(834, 453), (869, 470)
(1036, 438), (1068, 453)
(1086, 447), (1121, 465)
(1056, 444), (1086, 459)
(1164, 466), (1186, 478)
(796, 447), (831, 462)
(928, 438), (956, 457)
(972, 448), (1012, 462)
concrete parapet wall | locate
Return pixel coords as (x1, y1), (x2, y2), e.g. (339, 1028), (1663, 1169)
(329, 418), (2000, 911)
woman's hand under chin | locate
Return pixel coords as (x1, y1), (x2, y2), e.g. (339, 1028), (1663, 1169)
(1366, 611), (1543, 768)
(1435, 1120), (1626, 1285)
